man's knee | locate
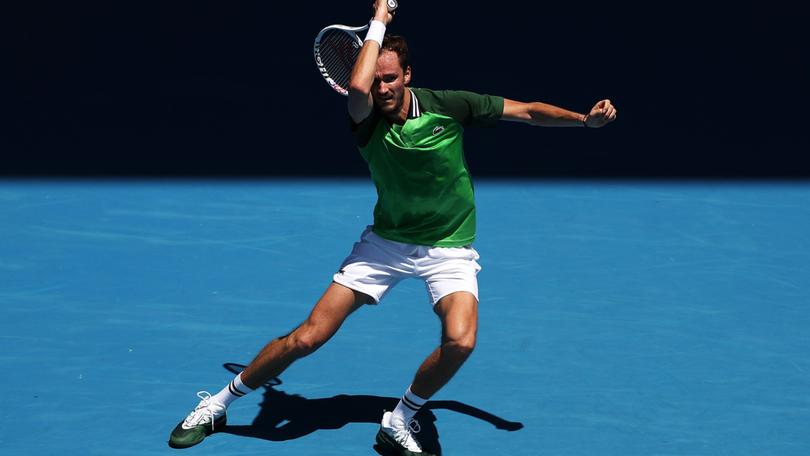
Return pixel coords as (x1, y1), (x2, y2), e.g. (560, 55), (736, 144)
(288, 324), (330, 355)
(438, 296), (478, 360)
(444, 332), (476, 360)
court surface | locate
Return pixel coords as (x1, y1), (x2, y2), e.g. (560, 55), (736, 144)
(2, 179), (809, 455)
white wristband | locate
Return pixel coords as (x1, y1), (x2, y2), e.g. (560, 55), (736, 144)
(364, 20), (386, 47)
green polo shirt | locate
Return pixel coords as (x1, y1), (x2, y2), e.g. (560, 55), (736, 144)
(352, 87), (504, 247)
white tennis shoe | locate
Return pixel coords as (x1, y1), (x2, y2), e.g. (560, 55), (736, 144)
(168, 391), (227, 449)
(183, 392), (226, 429)
(378, 410), (424, 453)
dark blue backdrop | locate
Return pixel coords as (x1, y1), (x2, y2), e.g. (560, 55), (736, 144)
(5, 1), (808, 177)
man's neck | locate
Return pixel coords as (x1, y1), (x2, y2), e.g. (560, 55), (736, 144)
(385, 88), (411, 125)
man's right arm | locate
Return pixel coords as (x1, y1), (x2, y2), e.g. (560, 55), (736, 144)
(347, 0), (393, 124)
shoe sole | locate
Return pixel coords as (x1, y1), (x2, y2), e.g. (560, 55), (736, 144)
(374, 428), (430, 456)
(168, 415), (227, 449)
(374, 443), (396, 456)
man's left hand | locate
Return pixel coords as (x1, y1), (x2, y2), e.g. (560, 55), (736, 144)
(584, 99), (617, 128)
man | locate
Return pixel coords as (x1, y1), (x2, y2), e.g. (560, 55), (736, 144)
(168, 1), (616, 454)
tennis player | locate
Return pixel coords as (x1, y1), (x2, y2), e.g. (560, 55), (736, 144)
(168, 0), (616, 454)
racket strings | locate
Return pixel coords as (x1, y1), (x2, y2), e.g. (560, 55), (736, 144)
(318, 30), (361, 90)
(320, 41), (355, 84)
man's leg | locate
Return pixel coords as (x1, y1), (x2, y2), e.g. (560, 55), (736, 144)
(376, 291), (477, 455)
(410, 291), (478, 398)
(240, 282), (371, 388)
(169, 282), (371, 449)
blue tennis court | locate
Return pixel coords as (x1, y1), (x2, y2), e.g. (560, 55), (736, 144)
(2, 179), (809, 455)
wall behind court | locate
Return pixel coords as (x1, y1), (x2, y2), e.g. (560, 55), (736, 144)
(5, 1), (807, 178)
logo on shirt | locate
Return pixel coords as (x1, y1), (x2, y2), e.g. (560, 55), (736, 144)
(432, 126), (445, 136)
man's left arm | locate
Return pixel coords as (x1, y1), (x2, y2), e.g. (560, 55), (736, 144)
(501, 98), (617, 128)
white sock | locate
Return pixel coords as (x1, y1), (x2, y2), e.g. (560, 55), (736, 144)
(391, 386), (428, 426)
(211, 373), (254, 408)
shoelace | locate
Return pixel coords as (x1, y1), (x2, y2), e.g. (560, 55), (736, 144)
(183, 391), (221, 431)
(391, 417), (422, 451)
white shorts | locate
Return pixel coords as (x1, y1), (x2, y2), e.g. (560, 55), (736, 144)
(332, 227), (482, 305)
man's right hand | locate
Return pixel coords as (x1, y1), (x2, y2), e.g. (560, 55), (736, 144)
(373, 0), (395, 25)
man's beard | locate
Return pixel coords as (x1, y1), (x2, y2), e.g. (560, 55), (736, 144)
(376, 93), (401, 114)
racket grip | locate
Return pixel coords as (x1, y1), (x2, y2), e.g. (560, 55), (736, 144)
(387, 0), (398, 12)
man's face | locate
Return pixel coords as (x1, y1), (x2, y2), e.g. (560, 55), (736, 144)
(372, 50), (411, 115)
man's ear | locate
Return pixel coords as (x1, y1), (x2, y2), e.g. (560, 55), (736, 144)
(403, 66), (412, 85)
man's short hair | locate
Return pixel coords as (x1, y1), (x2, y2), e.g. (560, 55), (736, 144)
(381, 35), (410, 71)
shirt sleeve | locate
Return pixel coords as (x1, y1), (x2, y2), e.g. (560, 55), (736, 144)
(435, 90), (505, 128)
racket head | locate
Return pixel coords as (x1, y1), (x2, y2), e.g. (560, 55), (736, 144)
(313, 25), (366, 96)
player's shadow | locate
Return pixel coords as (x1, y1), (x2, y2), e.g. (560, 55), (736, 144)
(220, 363), (523, 455)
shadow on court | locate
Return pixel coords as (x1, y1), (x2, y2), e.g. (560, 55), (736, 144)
(220, 363), (523, 455)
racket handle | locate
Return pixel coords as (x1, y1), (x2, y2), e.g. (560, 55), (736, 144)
(387, 0), (398, 12)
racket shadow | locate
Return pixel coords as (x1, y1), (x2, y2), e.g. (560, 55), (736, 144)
(219, 363), (523, 455)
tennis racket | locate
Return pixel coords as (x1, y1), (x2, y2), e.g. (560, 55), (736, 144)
(313, 0), (399, 96)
